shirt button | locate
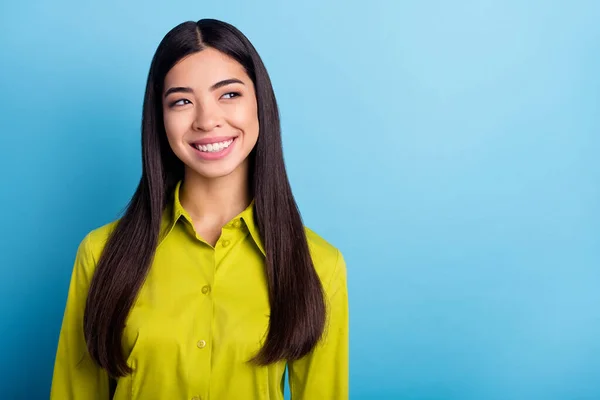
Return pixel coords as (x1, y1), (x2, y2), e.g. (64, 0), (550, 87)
(222, 239), (231, 247)
(201, 285), (211, 294)
(191, 397), (201, 400)
(197, 340), (207, 349)
(233, 220), (242, 228)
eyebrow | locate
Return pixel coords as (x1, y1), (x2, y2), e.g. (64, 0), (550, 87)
(163, 78), (245, 98)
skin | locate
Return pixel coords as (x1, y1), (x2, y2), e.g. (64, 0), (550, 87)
(162, 47), (260, 245)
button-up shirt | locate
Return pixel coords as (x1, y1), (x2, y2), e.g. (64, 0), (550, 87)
(51, 181), (349, 399)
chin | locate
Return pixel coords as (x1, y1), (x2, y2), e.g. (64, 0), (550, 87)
(186, 160), (246, 180)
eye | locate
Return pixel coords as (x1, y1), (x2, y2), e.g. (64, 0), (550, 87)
(169, 99), (191, 107)
(221, 92), (241, 100)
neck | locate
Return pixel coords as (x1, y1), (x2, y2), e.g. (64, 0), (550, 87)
(179, 164), (251, 227)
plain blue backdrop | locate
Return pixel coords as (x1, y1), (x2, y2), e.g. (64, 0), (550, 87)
(1, 0), (599, 398)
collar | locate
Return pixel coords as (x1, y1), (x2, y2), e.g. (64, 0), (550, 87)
(159, 180), (265, 256)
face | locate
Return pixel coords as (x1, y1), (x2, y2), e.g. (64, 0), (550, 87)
(162, 47), (259, 180)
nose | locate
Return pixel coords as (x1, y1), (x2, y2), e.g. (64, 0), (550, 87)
(192, 102), (222, 132)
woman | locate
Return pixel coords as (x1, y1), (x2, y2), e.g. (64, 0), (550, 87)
(50, 18), (348, 400)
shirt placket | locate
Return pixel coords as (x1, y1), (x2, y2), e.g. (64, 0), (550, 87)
(188, 217), (245, 400)
(188, 238), (216, 400)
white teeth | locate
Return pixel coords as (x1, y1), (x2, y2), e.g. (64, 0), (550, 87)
(194, 139), (234, 153)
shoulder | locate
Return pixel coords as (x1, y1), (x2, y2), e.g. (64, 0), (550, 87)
(78, 219), (120, 264)
(66, 219), (120, 285)
(304, 227), (347, 292)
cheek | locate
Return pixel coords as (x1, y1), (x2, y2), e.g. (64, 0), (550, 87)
(163, 111), (191, 142)
(231, 102), (259, 138)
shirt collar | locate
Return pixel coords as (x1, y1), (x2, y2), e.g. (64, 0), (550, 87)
(159, 180), (265, 256)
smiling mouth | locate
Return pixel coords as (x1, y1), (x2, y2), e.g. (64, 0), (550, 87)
(191, 138), (235, 153)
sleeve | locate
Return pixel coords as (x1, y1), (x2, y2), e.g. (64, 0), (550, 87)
(50, 233), (111, 400)
(288, 249), (349, 400)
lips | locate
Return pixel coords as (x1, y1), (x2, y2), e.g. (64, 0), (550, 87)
(191, 136), (237, 146)
(188, 136), (237, 160)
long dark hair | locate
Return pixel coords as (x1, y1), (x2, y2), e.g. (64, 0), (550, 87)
(83, 19), (326, 377)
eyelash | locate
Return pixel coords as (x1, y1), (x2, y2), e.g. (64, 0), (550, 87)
(222, 92), (241, 99)
(169, 99), (191, 107)
(168, 92), (241, 108)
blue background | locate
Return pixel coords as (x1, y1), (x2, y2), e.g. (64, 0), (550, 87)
(1, 1), (599, 398)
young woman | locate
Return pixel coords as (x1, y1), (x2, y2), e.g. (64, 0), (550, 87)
(50, 19), (348, 400)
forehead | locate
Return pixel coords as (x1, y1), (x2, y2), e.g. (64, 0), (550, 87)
(164, 48), (249, 89)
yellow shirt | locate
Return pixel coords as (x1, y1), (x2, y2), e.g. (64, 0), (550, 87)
(50, 181), (349, 400)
